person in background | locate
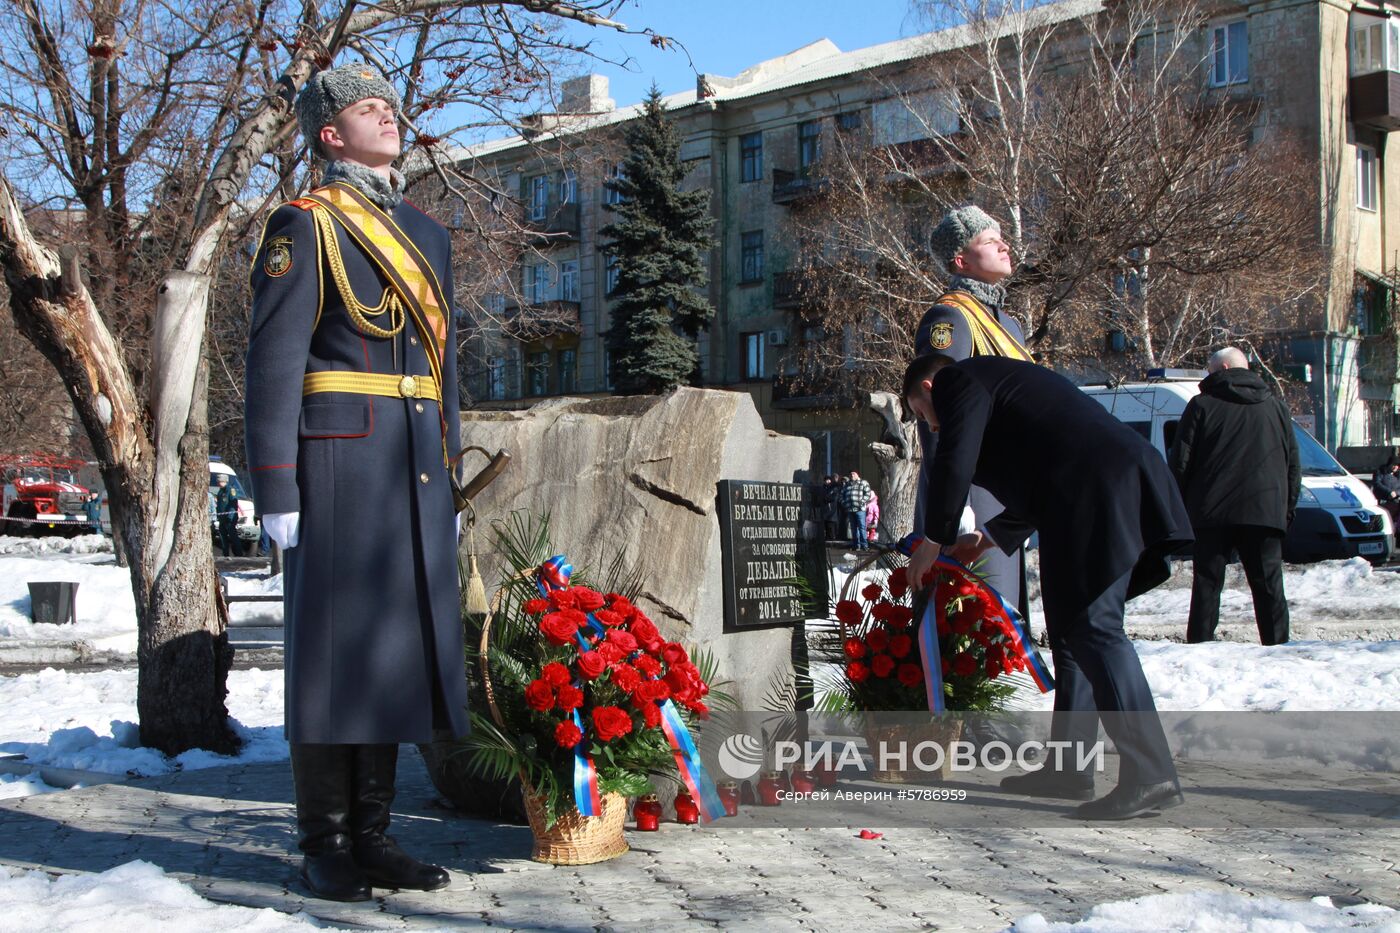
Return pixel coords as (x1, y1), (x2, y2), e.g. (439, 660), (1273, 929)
(865, 489), (880, 546)
(1373, 457), (1400, 524)
(214, 474), (239, 558)
(1169, 346), (1300, 646)
(842, 470), (874, 550)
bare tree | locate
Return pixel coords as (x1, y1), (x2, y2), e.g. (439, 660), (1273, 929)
(0, 0), (667, 755)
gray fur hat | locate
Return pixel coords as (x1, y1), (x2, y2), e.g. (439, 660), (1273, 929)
(929, 205), (999, 270)
(296, 64), (402, 147)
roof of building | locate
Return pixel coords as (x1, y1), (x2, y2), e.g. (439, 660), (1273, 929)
(450, 0), (1103, 162)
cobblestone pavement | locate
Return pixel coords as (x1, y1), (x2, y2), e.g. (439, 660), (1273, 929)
(0, 750), (1396, 931)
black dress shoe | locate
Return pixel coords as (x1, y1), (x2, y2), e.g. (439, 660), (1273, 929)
(1074, 781), (1184, 821)
(301, 850), (373, 902)
(353, 836), (451, 892)
(999, 769), (1095, 801)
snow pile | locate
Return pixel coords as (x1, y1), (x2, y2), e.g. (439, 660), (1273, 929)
(0, 770), (63, 800)
(0, 555), (137, 654)
(0, 861), (345, 932)
(0, 534), (112, 557)
(1012, 890), (1400, 932)
(0, 667), (286, 780)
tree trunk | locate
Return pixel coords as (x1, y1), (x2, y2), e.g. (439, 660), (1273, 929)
(867, 391), (919, 542)
(0, 173), (236, 756)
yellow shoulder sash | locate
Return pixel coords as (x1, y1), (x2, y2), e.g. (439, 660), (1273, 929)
(936, 291), (1032, 361)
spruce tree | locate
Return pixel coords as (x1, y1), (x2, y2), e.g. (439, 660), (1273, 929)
(601, 86), (716, 395)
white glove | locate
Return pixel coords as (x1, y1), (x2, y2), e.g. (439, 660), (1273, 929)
(262, 512), (300, 550)
(456, 513), (462, 540)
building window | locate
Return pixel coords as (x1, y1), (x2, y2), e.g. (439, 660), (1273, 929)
(1358, 144), (1378, 212)
(560, 260), (579, 301)
(604, 253), (620, 295)
(1367, 399), (1392, 445)
(557, 348), (577, 394)
(528, 175), (548, 221)
(560, 169), (577, 204)
(740, 132), (763, 182)
(524, 263), (554, 304)
(798, 121), (822, 173)
(743, 332), (765, 380)
(837, 111), (862, 133)
(604, 348), (616, 390)
(740, 231), (764, 283)
(487, 357), (507, 401)
(526, 350), (550, 396)
(604, 163), (626, 204)
(1209, 20), (1248, 87)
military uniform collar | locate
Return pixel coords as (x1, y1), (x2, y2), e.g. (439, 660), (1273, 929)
(320, 160), (405, 211)
(949, 275), (1006, 314)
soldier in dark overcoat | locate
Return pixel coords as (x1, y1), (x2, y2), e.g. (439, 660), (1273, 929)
(245, 64), (467, 902)
(903, 353), (1193, 820)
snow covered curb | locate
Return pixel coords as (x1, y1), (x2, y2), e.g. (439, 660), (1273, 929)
(1010, 890), (1400, 931)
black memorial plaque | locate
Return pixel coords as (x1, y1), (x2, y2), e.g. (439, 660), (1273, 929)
(717, 479), (829, 632)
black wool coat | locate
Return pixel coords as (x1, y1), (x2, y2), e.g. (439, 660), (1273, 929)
(245, 186), (469, 744)
(922, 357), (1194, 619)
(1168, 369), (1301, 532)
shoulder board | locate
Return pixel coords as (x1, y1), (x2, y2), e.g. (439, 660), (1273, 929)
(287, 197), (320, 211)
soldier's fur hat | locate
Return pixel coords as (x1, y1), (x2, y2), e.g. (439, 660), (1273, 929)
(296, 64), (402, 151)
(929, 205), (999, 271)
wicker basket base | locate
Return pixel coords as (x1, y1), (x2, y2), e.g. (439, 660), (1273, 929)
(523, 788), (629, 865)
(864, 718), (964, 784)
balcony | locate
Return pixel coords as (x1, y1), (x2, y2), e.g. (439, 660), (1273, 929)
(523, 201), (580, 243)
(501, 299), (581, 342)
(1352, 71), (1400, 132)
(1359, 334), (1399, 384)
(771, 168), (828, 205)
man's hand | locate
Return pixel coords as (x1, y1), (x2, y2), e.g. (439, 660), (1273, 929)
(906, 538), (943, 592)
(947, 530), (995, 565)
(262, 511), (300, 550)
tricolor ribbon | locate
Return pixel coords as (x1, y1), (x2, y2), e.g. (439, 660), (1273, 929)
(534, 555), (728, 822)
(895, 534), (1054, 712)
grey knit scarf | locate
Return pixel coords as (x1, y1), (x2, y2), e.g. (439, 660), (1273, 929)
(949, 275), (1006, 312)
(320, 160), (405, 211)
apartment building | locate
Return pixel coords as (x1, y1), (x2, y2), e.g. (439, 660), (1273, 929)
(455, 0), (1400, 471)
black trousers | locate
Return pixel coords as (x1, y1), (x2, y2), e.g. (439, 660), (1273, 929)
(1187, 524), (1289, 646)
(1046, 569), (1176, 787)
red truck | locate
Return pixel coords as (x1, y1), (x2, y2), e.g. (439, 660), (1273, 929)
(1, 454), (100, 537)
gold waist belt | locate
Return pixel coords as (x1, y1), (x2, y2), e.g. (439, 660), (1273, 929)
(302, 371), (440, 402)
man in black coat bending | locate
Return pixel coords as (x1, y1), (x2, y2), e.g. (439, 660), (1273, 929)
(903, 353), (1193, 820)
(1169, 347), (1300, 645)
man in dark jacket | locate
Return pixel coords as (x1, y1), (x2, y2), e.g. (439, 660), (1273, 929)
(904, 353), (1193, 820)
(1169, 347), (1301, 646)
(245, 65), (467, 902)
(1373, 458), (1400, 523)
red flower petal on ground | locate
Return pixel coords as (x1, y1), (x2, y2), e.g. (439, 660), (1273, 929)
(525, 679), (554, 711)
(554, 720), (583, 748)
(857, 829), (883, 840)
(847, 661), (870, 683)
(843, 638), (866, 660)
(556, 684), (584, 712)
(592, 705), (633, 742)
(541, 662), (571, 688)
(889, 634), (912, 659)
(576, 651), (607, 680)
(897, 663), (922, 688)
(871, 654), (895, 678)
(861, 582), (883, 602)
(835, 600), (863, 625)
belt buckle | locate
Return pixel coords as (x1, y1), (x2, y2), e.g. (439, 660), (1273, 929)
(398, 375), (418, 398)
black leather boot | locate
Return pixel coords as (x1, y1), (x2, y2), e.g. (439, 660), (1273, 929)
(350, 744), (451, 892)
(290, 743), (372, 902)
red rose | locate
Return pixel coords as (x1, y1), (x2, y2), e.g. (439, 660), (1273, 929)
(592, 609), (623, 628)
(866, 629), (889, 653)
(554, 720), (583, 748)
(889, 634), (912, 659)
(611, 664), (642, 694)
(525, 679), (554, 711)
(634, 654), (662, 678)
(640, 701), (662, 728)
(887, 606), (914, 629)
(661, 642), (689, 666)
(541, 662), (571, 688)
(952, 652), (977, 677)
(540, 612), (579, 646)
(664, 669), (697, 704)
(596, 642), (625, 664)
(573, 588), (606, 611)
(843, 638), (866, 660)
(897, 663), (922, 688)
(871, 654), (895, 678)
(888, 566), (909, 598)
(548, 588), (579, 610)
(835, 599), (863, 625)
(556, 684), (584, 712)
(861, 582), (883, 602)
(523, 598), (550, 615)
(576, 651), (607, 680)
(689, 701), (710, 719)
(847, 661), (870, 683)
(637, 679), (671, 703)
(608, 629), (639, 654)
(629, 617), (661, 646)
(592, 705), (633, 742)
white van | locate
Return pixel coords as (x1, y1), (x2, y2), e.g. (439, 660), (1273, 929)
(209, 458), (260, 555)
(1081, 374), (1392, 564)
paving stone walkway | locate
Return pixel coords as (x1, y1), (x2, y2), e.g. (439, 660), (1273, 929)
(0, 750), (1395, 931)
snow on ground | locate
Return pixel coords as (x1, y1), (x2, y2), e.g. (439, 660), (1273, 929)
(0, 534), (112, 557)
(1011, 891), (1400, 932)
(0, 861), (346, 932)
(0, 667), (285, 780)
